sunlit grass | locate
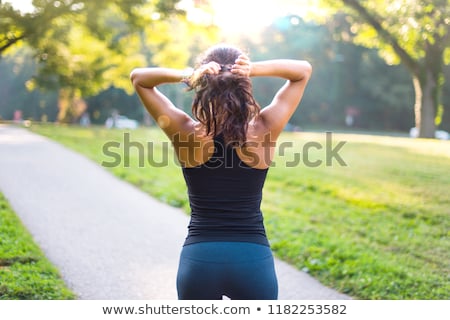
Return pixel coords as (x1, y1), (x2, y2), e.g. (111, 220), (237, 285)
(30, 124), (450, 299)
(0, 192), (75, 299)
(326, 132), (450, 158)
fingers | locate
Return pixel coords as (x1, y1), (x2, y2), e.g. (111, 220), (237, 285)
(232, 54), (251, 77)
(197, 55), (251, 77)
(199, 61), (221, 75)
(234, 54), (250, 66)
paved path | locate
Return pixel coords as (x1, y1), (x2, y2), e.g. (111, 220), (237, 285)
(0, 124), (349, 300)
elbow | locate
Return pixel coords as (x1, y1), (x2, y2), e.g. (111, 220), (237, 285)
(130, 68), (157, 89)
(305, 61), (313, 77)
(130, 68), (148, 88)
(288, 61), (312, 82)
(129, 69), (139, 87)
(300, 61), (312, 81)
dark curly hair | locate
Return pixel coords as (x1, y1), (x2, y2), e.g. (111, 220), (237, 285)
(187, 45), (260, 146)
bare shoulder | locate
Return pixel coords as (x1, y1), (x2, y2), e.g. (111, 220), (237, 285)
(173, 122), (215, 168)
(234, 116), (277, 169)
(246, 115), (277, 143)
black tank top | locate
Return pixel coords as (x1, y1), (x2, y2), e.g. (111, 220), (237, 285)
(182, 134), (270, 246)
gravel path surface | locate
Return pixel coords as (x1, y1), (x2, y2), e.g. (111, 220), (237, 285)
(0, 124), (349, 300)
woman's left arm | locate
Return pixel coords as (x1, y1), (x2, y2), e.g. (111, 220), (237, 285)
(130, 67), (194, 138)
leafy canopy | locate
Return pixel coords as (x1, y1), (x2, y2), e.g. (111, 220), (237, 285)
(0, 0), (218, 97)
(319, 0), (450, 67)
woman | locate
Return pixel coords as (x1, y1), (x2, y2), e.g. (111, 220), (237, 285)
(130, 44), (312, 300)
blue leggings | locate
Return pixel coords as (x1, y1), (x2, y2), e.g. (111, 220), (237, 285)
(176, 241), (278, 300)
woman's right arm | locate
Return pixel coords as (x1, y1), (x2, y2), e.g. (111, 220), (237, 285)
(250, 59), (312, 138)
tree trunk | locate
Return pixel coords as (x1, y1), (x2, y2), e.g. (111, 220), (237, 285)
(57, 88), (86, 123)
(413, 40), (444, 139)
(57, 88), (71, 123)
(413, 72), (437, 138)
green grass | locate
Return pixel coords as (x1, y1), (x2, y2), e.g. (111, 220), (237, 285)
(29, 124), (450, 299)
(0, 192), (75, 299)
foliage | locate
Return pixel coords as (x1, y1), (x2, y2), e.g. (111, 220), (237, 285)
(342, 0), (449, 66)
(0, 0), (218, 122)
(242, 15), (416, 131)
(30, 124), (450, 299)
(317, 0), (450, 137)
(0, 1), (146, 57)
(2, 11), (448, 132)
(0, 47), (59, 121)
(0, 192), (75, 299)
(0, 1), (171, 94)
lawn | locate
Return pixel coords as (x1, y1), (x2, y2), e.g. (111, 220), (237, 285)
(30, 124), (450, 299)
(0, 192), (75, 299)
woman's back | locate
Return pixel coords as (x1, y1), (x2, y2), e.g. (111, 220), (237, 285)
(182, 133), (269, 246)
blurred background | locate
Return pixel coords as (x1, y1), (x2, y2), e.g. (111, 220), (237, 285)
(0, 0), (449, 137)
(1, 1), (449, 300)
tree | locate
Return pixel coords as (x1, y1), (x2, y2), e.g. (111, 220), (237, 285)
(0, 0), (205, 122)
(0, 0), (150, 55)
(320, 0), (450, 138)
(0, 47), (59, 121)
(241, 15), (415, 131)
(0, 1), (150, 121)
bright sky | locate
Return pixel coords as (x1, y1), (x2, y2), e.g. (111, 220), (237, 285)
(209, 0), (312, 36)
(4, 0), (34, 13)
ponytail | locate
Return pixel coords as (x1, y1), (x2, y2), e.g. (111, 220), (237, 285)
(188, 46), (260, 146)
